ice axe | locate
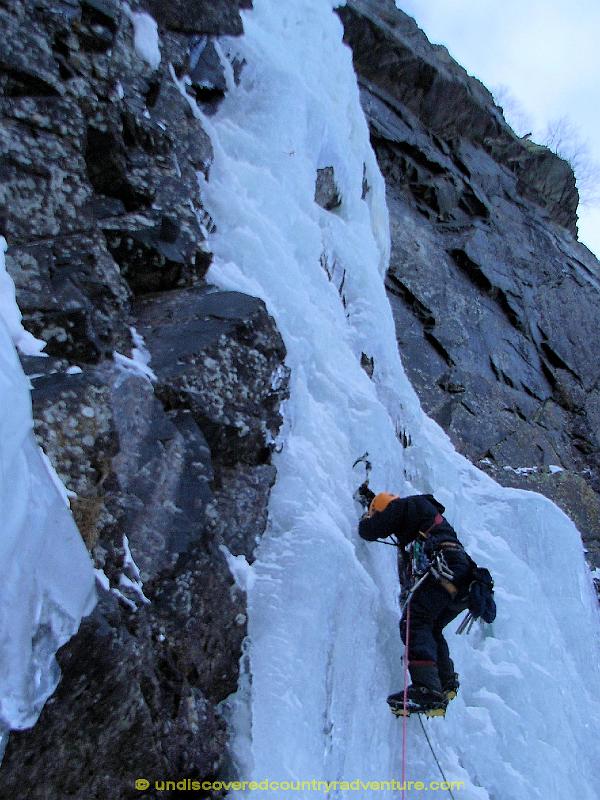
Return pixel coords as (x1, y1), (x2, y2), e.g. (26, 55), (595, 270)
(352, 452), (374, 510)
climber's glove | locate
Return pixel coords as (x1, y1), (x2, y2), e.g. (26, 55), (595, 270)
(355, 481), (375, 510)
(468, 567), (496, 623)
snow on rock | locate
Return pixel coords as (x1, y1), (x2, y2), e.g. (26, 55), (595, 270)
(38, 448), (77, 506)
(113, 326), (156, 382)
(118, 574), (150, 607)
(0, 237), (45, 357)
(220, 545), (256, 594)
(201, 1), (600, 798)
(94, 568), (110, 592)
(0, 313), (96, 755)
(126, 9), (161, 70)
(119, 534), (150, 607)
(95, 537), (150, 612)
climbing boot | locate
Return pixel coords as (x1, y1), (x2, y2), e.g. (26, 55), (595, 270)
(441, 672), (460, 702)
(409, 661), (443, 693)
(387, 686), (447, 717)
(387, 662), (447, 717)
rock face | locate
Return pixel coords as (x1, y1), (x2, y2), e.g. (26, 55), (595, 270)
(338, 0), (600, 571)
(315, 166), (342, 211)
(0, 1), (291, 798)
(338, 0), (579, 234)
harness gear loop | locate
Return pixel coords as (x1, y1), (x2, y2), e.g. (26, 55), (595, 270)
(430, 551), (454, 582)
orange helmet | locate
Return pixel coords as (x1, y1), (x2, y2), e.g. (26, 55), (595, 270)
(369, 492), (399, 516)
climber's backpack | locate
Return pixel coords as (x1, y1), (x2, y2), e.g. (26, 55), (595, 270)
(468, 566), (496, 623)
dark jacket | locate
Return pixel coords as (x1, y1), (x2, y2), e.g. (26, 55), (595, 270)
(359, 494), (473, 587)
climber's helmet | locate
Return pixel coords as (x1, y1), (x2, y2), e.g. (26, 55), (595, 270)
(368, 492), (399, 516)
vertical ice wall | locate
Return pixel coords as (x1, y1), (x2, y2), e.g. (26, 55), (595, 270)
(200, 1), (600, 797)
(0, 237), (96, 756)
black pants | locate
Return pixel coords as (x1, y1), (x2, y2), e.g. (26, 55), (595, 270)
(400, 577), (468, 684)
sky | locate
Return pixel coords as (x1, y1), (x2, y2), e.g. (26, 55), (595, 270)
(396, 0), (600, 259)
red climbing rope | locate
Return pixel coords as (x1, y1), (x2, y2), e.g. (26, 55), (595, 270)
(401, 550), (415, 799)
(401, 599), (411, 797)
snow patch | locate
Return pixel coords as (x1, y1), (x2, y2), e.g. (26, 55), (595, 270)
(0, 236), (46, 356)
(220, 545), (256, 593)
(120, 534), (150, 606)
(119, 574), (150, 606)
(94, 569), (110, 592)
(113, 327), (156, 382)
(0, 321), (96, 742)
(95, 541), (149, 612)
(39, 448), (76, 507)
(168, 63), (203, 120)
(127, 10), (161, 70)
(503, 465), (539, 475)
(503, 464), (565, 476)
(110, 81), (125, 102)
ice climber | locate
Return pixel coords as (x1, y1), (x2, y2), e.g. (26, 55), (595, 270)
(357, 490), (496, 717)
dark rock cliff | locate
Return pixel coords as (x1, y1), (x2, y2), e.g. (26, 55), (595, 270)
(339, 0), (600, 573)
(0, 1), (289, 798)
